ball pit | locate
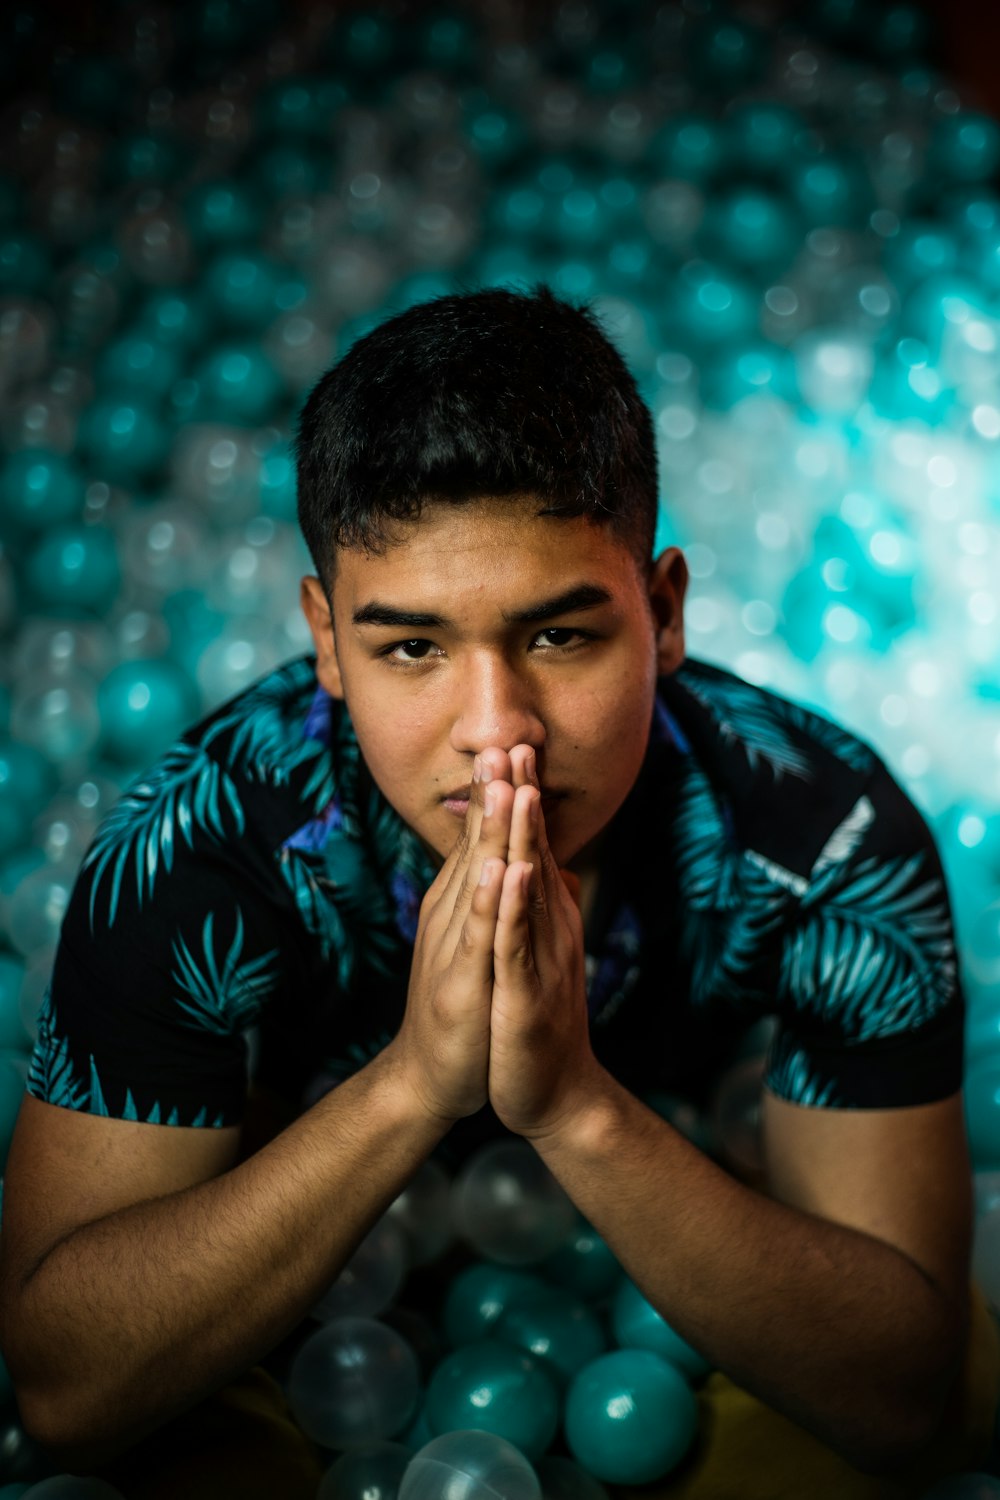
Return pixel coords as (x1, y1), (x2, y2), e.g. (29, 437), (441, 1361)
(0, 0), (998, 1492)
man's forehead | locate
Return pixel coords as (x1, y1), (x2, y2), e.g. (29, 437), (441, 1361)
(333, 495), (639, 598)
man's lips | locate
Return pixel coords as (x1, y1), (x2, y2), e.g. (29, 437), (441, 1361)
(440, 785), (566, 815)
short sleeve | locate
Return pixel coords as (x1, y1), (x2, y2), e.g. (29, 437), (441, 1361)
(26, 743), (299, 1128)
(764, 756), (964, 1110)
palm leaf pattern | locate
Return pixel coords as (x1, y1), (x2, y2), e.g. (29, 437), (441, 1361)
(672, 764), (741, 914)
(27, 987), (89, 1110)
(171, 907), (281, 1034)
(201, 656), (331, 797)
(677, 666), (813, 780)
(765, 1038), (840, 1108)
(776, 699), (877, 776)
(683, 856), (792, 1010)
(81, 742), (245, 933)
(780, 850), (956, 1040)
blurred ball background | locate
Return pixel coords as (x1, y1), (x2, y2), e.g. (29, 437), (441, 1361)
(0, 0), (998, 1191)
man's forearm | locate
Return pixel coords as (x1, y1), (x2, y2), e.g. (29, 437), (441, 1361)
(1, 1046), (448, 1457)
(531, 1069), (966, 1475)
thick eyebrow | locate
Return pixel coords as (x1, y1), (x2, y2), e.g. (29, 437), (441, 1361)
(352, 584), (614, 630)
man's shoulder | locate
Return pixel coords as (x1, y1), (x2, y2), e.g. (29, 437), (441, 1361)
(74, 655), (342, 932)
(658, 659), (883, 881)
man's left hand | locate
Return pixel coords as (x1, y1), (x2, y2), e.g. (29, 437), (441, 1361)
(487, 747), (602, 1138)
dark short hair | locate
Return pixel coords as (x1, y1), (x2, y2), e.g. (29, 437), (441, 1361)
(295, 283), (659, 595)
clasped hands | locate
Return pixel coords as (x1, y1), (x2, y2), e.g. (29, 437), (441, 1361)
(395, 744), (596, 1139)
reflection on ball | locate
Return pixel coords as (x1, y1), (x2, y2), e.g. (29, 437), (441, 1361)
(399, 1430), (541, 1500)
(452, 1139), (576, 1266)
(564, 1349), (698, 1485)
(287, 1317), (420, 1451)
(425, 1340), (559, 1460)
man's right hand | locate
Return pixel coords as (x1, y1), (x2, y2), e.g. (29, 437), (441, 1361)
(388, 750), (515, 1124)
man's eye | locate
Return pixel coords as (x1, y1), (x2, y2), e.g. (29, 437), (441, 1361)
(389, 639), (437, 661)
(534, 628), (581, 648)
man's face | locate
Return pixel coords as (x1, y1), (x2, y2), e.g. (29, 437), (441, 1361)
(301, 496), (687, 871)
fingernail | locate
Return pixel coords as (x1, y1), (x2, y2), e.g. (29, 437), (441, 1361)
(484, 790), (496, 817)
(522, 864), (533, 895)
(473, 755), (481, 784)
(529, 792), (540, 823)
(479, 860), (492, 885)
(527, 751), (537, 783)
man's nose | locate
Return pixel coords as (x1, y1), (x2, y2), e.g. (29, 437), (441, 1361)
(449, 655), (545, 756)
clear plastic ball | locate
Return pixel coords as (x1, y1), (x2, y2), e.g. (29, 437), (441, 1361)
(972, 1200), (1000, 1310)
(286, 1317), (420, 1451)
(10, 619), (114, 685)
(168, 426), (261, 528)
(5, 855), (78, 961)
(0, 299), (53, 393)
(708, 1055), (767, 1180)
(313, 1217), (409, 1321)
(385, 1159), (453, 1265)
(119, 500), (215, 595)
(194, 620), (284, 713)
(205, 518), (301, 616)
(11, 672), (101, 767)
(118, 198), (193, 285)
(452, 1140), (576, 1266)
(318, 1441), (411, 1500)
(399, 1431), (541, 1500)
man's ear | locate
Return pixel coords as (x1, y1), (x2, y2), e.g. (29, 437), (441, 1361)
(648, 546), (688, 676)
(300, 575), (345, 699)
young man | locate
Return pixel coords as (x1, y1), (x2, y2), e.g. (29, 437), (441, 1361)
(0, 286), (994, 1498)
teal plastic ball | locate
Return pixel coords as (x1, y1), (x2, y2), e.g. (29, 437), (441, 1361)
(444, 1264), (551, 1347)
(182, 180), (261, 247)
(965, 1060), (1000, 1169)
(496, 1286), (606, 1386)
(539, 1221), (620, 1301)
(0, 233), (52, 296)
(930, 113), (1000, 184)
(188, 346), (284, 424)
(726, 103), (806, 175)
(24, 526), (121, 616)
(564, 1349), (698, 1485)
(204, 251), (306, 330)
(77, 396), (169, 485)
(0, 740), (56, 859)
(786, 156), (871, 228)
(95, 333), (181, 400)
(701, 343), (796, 409)
(611, 1279), (711, 1381)
(425, 1340), (560, 1461)
(104, 131), (187, 188)
(649, 115), (727, 182)
(0, 449), (84, 532)
(669, 261), (757, 348)
(96, 658), (197, 767)
(701, 187), (801, 273)
(399, 1430), (541, 1500)
(255, 77), (350, 138)
(137, 289), (210, 350)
